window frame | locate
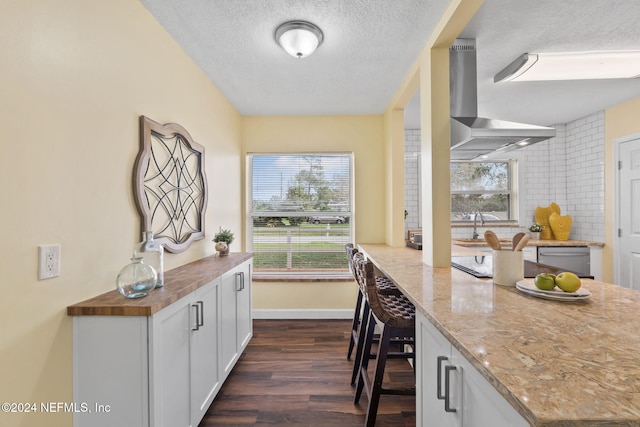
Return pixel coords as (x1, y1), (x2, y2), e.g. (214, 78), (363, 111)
(450, 160), (519, 223)
(246, 152), (355, 279)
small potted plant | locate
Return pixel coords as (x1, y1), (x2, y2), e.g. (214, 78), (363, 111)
(528, 222), (542, 240)
(213, 228), (234, 256)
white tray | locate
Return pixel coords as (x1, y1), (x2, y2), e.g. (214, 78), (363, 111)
(515, 280), (591, 301)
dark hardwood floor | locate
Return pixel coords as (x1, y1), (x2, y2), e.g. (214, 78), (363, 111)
(200, 319), (416, 426)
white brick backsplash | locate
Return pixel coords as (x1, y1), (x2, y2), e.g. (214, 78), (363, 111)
(404, 129), (421, 231)
(404, 110), (605, 241)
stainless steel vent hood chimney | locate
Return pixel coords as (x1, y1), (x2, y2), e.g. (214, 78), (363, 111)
(450, 39), (556, 160)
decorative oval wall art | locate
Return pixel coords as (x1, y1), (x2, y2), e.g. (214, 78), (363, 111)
(133, 116), (208, 253)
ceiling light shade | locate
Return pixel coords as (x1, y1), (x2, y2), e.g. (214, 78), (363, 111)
(275, 20), (323, 58)
(494, 51), (640, 82)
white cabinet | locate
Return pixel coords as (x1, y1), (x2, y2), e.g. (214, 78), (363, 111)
(149, 292), (194, 427)
(190, 279), (220, 423)
(522, 246), (536, 262)
(72, 258), (252, 427)
(73, 316), (150, 427)
(456, 346), (527, 427)
(151, 281), (222, 426)
(416, 312), (527, 427)
(417, 313), (462, 427)
(220, 260), (252, 379)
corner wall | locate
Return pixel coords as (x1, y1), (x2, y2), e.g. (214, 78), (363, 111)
(0, 1), (241, 426)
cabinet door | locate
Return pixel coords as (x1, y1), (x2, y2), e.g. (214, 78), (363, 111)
(417, 313), (462, 427)
(219, 260), (253, 380)
(220, 265), (240, 379)
(150, 295), (194, 427)
(191, 279), (221, 424)
(453, 346), (527, 427)
(235, 261), (252, 352)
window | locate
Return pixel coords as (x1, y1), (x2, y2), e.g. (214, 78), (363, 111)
(451, 161), (516, 222)
(248, 153), (354, 278)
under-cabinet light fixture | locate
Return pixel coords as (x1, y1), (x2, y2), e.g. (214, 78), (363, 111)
(494, 51), (640, 82)
(275, 20), (324, 58)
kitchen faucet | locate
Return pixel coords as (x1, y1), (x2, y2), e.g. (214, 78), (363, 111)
(472, 211), (485, 240)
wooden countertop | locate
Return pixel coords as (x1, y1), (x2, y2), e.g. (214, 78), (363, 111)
(67, 252), (253, 316)
(359, 244), (640, 427)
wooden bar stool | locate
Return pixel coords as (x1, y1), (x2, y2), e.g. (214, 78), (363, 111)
(345, 245), (400, 359)
(346, 246), (405, 386)
(352, 253), (416, 427)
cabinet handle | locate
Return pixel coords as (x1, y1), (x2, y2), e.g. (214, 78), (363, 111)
(444, 365), (457, 413)
(436, 356), (448, 400)
(197, 300), (204, 327)
(539, 251), (587, 257)
(236, 271), (245, 291)
(191, 303), (200, 331)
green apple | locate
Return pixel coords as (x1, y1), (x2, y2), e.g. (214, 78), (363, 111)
(534, 273), (556, 290)
(555, 272), (581, 292)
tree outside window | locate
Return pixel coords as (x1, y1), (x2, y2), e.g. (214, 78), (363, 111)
(451, 161), (514, 221)
(249, 154), (353, 277)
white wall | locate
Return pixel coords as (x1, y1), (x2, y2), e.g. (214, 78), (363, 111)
(519, 124), (568, 224)
(520, 112), (605, 241)
(565, 112), (606, 242)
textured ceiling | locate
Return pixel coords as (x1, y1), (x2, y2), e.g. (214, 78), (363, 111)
(140, 0), (447, 116)
(140, 0), (640, 128)
(461, 0), (640, 127)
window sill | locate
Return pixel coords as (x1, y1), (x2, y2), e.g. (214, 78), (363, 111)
(253, 274), (354, 283)
(452, 222), (520, 228)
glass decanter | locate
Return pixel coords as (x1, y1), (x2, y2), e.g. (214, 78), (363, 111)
(116, 257), (157, 299)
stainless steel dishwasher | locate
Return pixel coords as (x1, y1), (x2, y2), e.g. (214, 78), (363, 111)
(537, 246), (590, 276)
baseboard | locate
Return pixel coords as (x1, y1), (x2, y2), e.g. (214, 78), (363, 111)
(252, 309), (354, 320)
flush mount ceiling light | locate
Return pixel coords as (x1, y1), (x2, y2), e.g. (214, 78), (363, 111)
(494, 51), (640, 82)
(275, 20), (323, 59)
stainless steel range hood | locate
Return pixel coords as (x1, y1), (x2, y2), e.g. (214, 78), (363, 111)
(450, 39), (556, 160)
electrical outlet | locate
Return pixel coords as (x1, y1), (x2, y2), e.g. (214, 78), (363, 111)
(38, 244), (61, 280)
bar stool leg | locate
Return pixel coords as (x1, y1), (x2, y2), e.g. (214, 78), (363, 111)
(347, 290), (363, 360)
(354, 311), (376, 402)
(364, 326), (393, 427)
(351, 304), (372, 386)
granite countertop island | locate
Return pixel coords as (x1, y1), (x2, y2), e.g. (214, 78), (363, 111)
(452, 238), (604, 248)
(359, 243), (640, 426)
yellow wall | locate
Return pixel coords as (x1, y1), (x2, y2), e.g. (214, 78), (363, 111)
(0, 1), (241, 425)
(242, 115), (385, 310)
(383, 109), (406, 247)
(387, 0), (483, 266)
(604, 97), (640, 282)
